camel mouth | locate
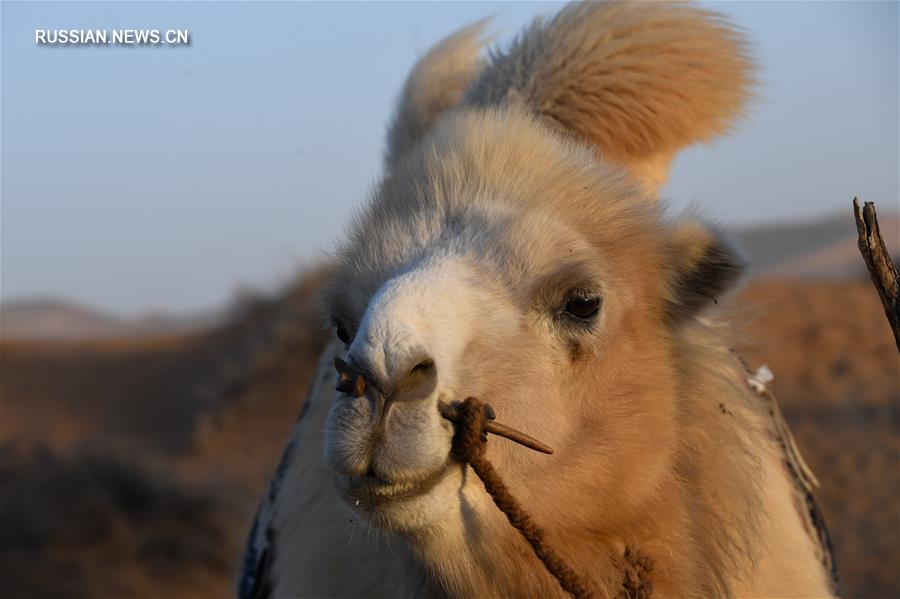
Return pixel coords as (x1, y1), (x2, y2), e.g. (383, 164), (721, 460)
(339, 461), (454, 506)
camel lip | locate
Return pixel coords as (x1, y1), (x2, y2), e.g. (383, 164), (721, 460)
(340, 461), (453, 505)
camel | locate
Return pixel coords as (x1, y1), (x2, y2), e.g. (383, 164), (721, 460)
(239, 3), (837, 597)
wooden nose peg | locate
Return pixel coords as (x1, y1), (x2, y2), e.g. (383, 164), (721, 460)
(439, 399), (554, 455)
(334, 357), (366, 398)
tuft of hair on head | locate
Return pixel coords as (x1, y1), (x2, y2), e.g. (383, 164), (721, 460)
(384, 20), (491, 171)
(664, 220), (746, 324)
(463, 1), (756, 192)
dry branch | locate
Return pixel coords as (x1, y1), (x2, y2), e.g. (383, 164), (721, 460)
(853, 198), (900, 352)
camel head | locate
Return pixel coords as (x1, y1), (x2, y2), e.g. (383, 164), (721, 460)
(320, 0), (753, 567)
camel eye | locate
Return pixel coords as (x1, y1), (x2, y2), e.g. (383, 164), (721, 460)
(334, 322), (351, 344)
(564, 296), (601, 321)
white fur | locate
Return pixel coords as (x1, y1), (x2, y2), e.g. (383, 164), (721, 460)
(348, 258), (502, 394)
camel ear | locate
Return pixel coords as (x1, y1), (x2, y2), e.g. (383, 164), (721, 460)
(665, 222), (746, 323)
(464, 2), (754, 192)
(384, 20), (490, 171)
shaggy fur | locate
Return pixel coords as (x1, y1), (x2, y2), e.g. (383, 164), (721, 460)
(253, 3), (835, 598)
(464, 1), (754, 191)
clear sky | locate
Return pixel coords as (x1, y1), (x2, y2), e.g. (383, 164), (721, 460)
(2, 1), (898, 316)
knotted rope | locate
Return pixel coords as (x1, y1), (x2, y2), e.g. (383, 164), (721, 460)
(619, 548), (654, 599)
(443, 397), (596, 599)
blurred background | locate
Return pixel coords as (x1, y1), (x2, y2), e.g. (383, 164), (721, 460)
(1, 2), (898, 598)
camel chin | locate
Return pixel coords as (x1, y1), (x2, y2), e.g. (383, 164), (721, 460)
(335, 463), (463, 533)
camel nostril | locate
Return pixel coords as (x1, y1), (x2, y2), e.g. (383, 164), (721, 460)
(391, 357), (437, 399)
(411, 358), (435, 375)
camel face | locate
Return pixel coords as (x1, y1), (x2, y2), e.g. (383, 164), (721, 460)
(324, 236), (598, 533)
(320, 122), (686, 534)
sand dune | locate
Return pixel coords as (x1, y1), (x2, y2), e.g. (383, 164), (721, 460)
(733, 210), (899, 278)
(0, 299), (222, 341)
